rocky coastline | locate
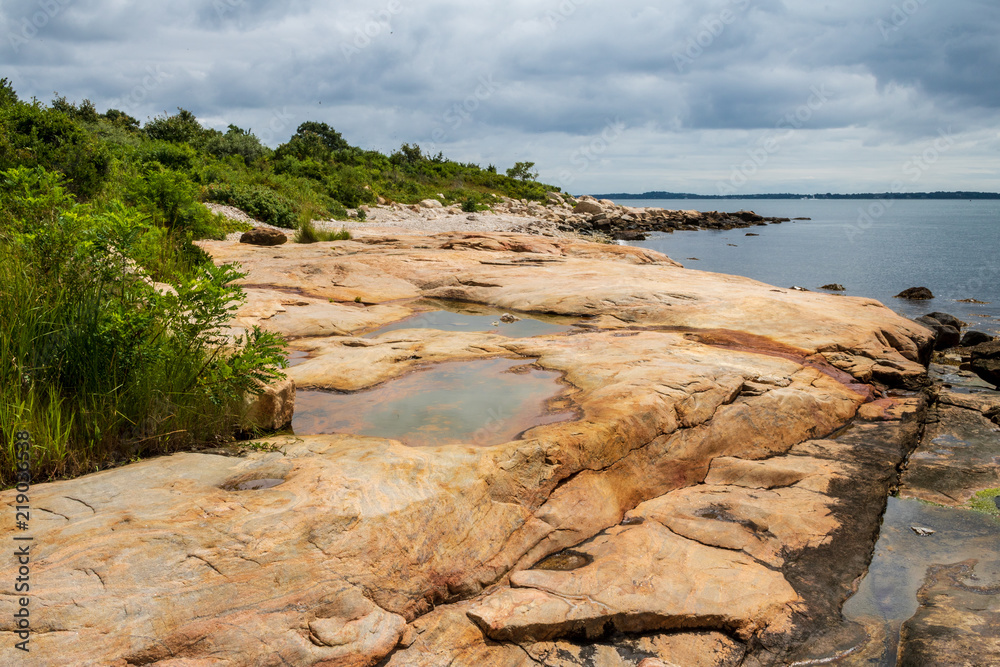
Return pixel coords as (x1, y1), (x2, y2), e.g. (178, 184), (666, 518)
(483, 193), (793, 240)
(338, 194), (794, 241)
(1, 224), (998, 666)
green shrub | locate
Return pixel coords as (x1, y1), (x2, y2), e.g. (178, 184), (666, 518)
(207, 183), (297, 228)
(0, 187), (286, 487)
(144, 108), (205, 144)
(0, 102), (111, 198)
(461, 196), (478, 213)
(137, 141), (198, 170)
(203, 125), (271, 165)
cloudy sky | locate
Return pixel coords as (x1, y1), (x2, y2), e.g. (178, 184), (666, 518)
(3, 0), (999, 195)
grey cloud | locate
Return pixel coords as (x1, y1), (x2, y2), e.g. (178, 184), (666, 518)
(1, 0), (998, 193)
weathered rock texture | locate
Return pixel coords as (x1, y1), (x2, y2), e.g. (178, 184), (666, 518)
(0, 232), (937, 666)
(899, 389), (1000, 506)
(897, 560), (1000, 666)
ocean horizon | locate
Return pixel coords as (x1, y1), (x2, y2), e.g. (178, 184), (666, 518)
(616, 198), (1000, 336)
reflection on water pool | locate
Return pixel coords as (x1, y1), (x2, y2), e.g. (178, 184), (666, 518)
(363, 299), (576, 338)
(292, 357), (575, 447)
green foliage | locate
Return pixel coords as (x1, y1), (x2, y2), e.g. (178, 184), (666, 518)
(0, 101), (111, 198)
(207, 183), (298, 228)
(295, 218), (352, 243)
(51, 95), (100, 124)
(144, 108), (205, 144)
(0, 170), (286, 487)
(203, 125), (271, 165)
(103, 109), (141, 130)
(137, 141), (198, 170)
(0, 165), (74, 232)
(507, 161), (539, 181)
(461, 196), (479, 213)
(0, 78), (18, 108)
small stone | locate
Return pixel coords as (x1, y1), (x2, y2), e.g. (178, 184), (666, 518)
(821, 284), (846, 291)
(499, 313), (521, 323)
(896, 286), (934, 300)
(911, 526), (936, 536)
(789, 286), (810, 292)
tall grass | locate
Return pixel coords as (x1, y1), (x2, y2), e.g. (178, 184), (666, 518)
(0, 168), (287, 488)
(294, 218), (352, 243)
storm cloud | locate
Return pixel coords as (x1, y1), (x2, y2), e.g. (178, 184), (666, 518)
(2, 0), (998, 194)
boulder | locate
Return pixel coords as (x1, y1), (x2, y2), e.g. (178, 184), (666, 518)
(961, 330), (994, 347)
(419, 199), (443, 209)
(970, 341), (1000, 387)
(240, 227), (287, 246)
(896, 286), (934, 300)
(244, 377), (296, 430)
(821, 284), (846, 291)
(916, 316), (962, 350)
(573, 200), (605, 215)
(926, 311), (964, 329)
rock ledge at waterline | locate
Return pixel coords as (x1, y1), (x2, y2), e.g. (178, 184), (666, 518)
(1, 231), (936, 666)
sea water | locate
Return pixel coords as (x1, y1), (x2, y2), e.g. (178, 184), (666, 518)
(619, 198), (1000, 334)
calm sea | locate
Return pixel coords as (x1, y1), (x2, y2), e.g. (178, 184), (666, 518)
(615, 198), (1000, 335)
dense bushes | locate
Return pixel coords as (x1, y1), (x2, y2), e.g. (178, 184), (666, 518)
(0, 166), (286, 487)
(0, 100), (111, 198)
(207, 182), (298, 228)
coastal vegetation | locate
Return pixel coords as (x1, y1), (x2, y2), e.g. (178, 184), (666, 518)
(0, 79), (556, 487)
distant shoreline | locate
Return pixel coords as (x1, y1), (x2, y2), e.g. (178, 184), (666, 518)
(594, 191), (1000, 200)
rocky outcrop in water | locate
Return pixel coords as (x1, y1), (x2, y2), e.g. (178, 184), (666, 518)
(0, 232), (938, 666)
(492, 194), (791, 239)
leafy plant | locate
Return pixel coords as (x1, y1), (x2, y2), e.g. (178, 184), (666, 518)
(506, 161), (539, 181)
(207, 183), (297, 228)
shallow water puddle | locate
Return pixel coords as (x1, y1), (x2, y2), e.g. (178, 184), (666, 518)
(363, 299), (575, 338)
(292, 357), (575, 446)
(838, 498), (1000, 664)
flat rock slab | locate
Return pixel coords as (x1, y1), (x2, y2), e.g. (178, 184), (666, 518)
(900, 391), (1000, 506)
(898, 559), (1000, 666)
(467, 520), (801, 643)
(0, 233), (937, 665)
